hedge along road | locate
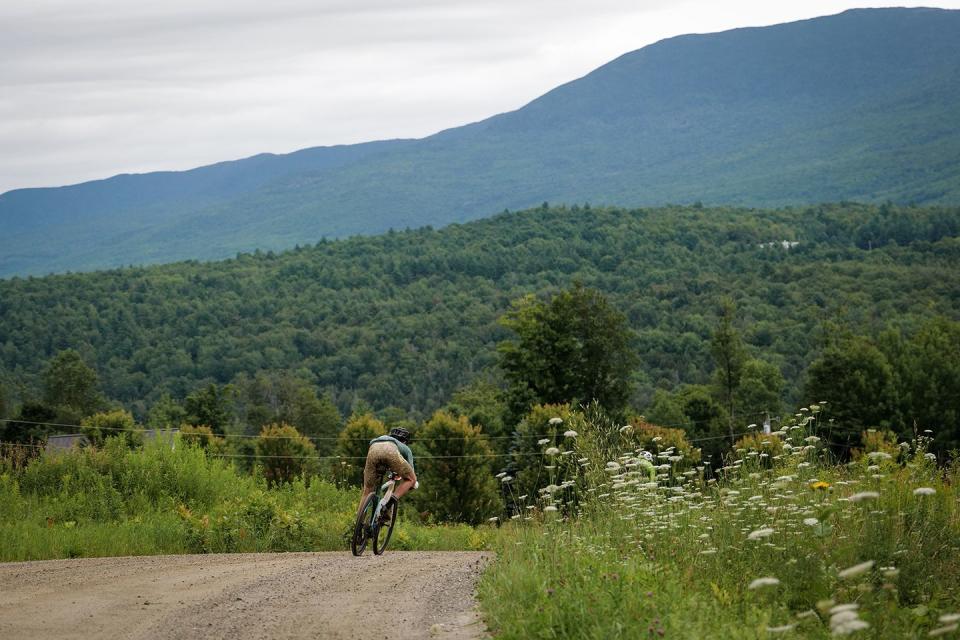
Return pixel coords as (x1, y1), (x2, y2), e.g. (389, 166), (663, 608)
(0, 551), (492, 639)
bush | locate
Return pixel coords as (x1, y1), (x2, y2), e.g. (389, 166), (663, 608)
(412, 411), (500, 525)
(255, 423), (317, 487)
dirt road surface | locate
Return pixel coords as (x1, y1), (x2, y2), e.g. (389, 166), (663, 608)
(0, 551), (492, 640)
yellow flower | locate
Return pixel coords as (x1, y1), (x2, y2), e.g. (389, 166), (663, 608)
(810, 481), (831, 491)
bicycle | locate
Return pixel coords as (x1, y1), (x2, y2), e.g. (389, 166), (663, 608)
(351, 471), (401, 556)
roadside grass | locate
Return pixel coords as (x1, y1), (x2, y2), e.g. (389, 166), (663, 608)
(479, 411), (960, 639)
(0, 437), (492, 561)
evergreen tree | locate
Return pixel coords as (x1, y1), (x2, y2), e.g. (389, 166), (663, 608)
(709, 300), (746, 443)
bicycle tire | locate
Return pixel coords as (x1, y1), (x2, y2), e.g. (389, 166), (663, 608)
(351, 493), (376, 556)
(372, 499), (397, 555)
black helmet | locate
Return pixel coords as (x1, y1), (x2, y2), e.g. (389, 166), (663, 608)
(389, 427), (411, 444)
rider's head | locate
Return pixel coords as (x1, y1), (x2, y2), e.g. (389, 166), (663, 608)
(388, 427), (411, 444)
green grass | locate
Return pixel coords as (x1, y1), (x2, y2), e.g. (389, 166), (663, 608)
(0, 437), (493, 561)
(478, 412), (960, 638)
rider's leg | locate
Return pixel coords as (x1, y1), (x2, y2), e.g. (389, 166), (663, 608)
(392, 470), (417, 499)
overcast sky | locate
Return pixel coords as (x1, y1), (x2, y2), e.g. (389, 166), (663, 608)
(3, 1), (959, 194)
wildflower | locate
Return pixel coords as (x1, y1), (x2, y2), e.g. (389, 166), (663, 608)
(606, 461), (620, 471)
(537, 438), (551, 446)
(925, 453), (937, 461)
(940, 614), (960, 624)
(848, 491), (879, 502)
(544, 447), (560, 456)
(838, 560), (874, 579)
(914, 487), (936, 496)
(543, 505), (558, 512)
(805, 436), (821, 444)
(930, 625), (959, 637)
(881, 567), (899, 578)
(548, 417), (563, 425)
(488, 516), (499, 523)
(501, 475), (513, 483)
(618, 425), (633, 435)
(564, 430), (578, 438)
(810, 481), (831, 491)
(748, 577), (780, 589)
(867, 451), (892, 461)
(766, 623), (797, 633)
(803, 517), (819, 526)
(747, 527), (775, 540)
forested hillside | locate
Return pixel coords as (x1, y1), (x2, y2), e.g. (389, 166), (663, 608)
(2, 8), (960, 276)
(1, 203), (957, 431)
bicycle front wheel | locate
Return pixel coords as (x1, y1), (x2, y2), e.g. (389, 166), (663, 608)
(351, 493), (376, 556)
(372, 499), (397, 555)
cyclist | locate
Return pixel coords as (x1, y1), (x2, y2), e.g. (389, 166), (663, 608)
(358, 427), (417, 516)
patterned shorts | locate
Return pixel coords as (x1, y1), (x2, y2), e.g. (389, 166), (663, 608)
(363, 442), (414, 492)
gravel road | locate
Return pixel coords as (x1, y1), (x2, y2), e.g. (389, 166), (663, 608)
(0, 551), (492, 640)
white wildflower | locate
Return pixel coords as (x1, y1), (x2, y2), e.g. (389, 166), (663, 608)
(748, 527), (775, 540)
(930, 625), (959, 637)
(848, 491), (880, 502)
(543, 505), (558, 512)
(537, 438), (551, 446)
(867, 451), (892, 461)
(544, 447), (560, 456)
(939, 614), (960, 624)
(838, 560), (875, 579)
(501, 475), (513, 483)
(914, 487), (936, 496)
(564, 430), (578, 438)
(548, 417), (563, 425)
(748, 577), (780, 589)
(803, 518), (820, 526)
(766, 624), (797, 633)
(804, 436), (821, 444)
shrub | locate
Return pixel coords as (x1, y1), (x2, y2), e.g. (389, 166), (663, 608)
(412, 411), (500, 525)
(255, 423), (317, 487)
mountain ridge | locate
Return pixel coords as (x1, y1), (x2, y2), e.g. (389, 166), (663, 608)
(3, 7), (960, 277)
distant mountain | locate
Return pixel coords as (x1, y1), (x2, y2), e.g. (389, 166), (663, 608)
(2, 7), (959, 277)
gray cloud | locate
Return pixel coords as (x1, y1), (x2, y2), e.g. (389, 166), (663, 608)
(3, 0), (957, 193)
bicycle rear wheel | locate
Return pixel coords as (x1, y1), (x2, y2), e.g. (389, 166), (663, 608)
(351, 493), (376, 556)
(372, 499), (397, 555)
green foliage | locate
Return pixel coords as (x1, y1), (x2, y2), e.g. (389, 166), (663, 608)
(42, 349), (104, 423)
(498, 283), (636, 421)
(411, 411), (500, 525)
(233, 371), (342, 452)
(805, 337), (899, 445)
(146, 393), (186, 429)
(184, 384), (234, 435)
(0, 204), (958, 443)
(710, 299), (747, 434)
(81, 410), (141, 448)
(446, 378), (508, 448)
(622, 418), (702, 468)
(255, 423), (317, 487)
(735, 359), (784, 419)
(335, 413), (386, 486)
(178, 424), (226, 454)
(506, 404), (587, 508)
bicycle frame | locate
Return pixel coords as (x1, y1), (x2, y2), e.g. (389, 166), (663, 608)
(372, 472), (400, 524)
